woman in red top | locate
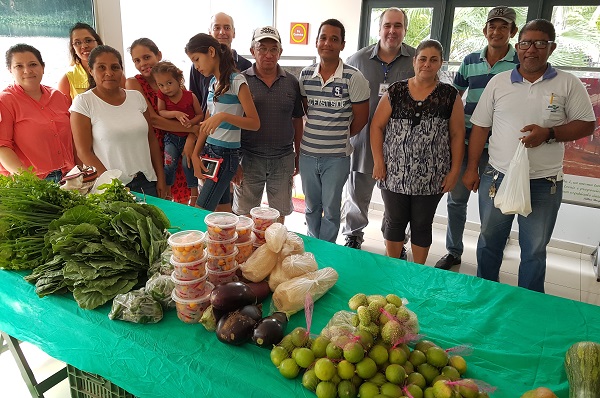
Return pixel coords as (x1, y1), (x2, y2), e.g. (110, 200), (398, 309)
(0, 44), (75, 182)
(125, 38), (199, 205)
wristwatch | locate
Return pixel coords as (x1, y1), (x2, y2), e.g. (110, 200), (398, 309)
(545, 127), (557, 144)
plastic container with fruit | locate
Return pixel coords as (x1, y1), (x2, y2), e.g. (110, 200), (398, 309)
(168, 230), (205, 263)
(204, 212), (239, 241)
(171, 271), (209, 300)
(250, 206), (280, 231)
(206, 232), (238, 256)
(206, 247), (239, 271)
(171, 283), (213, 323)
(235, 235), (256, 264)
(235, 216), (254, 243)
(207, 263), (239, 286)
(170, 252), (208, 281)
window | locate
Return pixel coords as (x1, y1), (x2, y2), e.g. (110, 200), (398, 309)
(0, 0), (95, 89)
(549, 5), (600, 67)
(368, 7), (433, 48)
(448, 6), (528, 63)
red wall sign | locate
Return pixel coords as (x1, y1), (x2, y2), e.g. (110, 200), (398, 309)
(290, 22), (309, 45)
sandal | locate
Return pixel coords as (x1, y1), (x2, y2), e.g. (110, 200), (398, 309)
(188, 195), (198, 206)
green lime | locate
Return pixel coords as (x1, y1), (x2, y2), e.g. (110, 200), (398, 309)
(355, 357), (378, 379)
(426, 346), (448, 368)
(368, 372), (387, 387)
(417, 363), (440, 385)
(415, 340), (437, 353)
(448, 355), (467, 375)
(423, 387), (435, 398)
(355, 329), (374, 350)
(270, 346), (289, 367)
(385, 363), (406, 384)
(279, 334), (295, 353)
(278, 357), (300, 379)
(458, 379), (479, 398)
(344, 341), (365, 363)
(388, 347), (408, 365)
(403, 360), (414, 375)
(358, 381), (380, 398)
(406, 383), (424, 398)
(311, 335), (331, 358)
(351, 374), (362, 387)
(302, 369), (319, 391)
(326, 342), (343, 359)
(337, 379), (357, 398)
(291, 327), (310, 347)
(295, 347), (315, 368)
(380, 382), (403, 397)
(409, 349), (426, 367)
(368, 344), (389, 365)
(316, 381), (337, 398)
(337, 360), (356, 380)
(314, 358), (336, 381)
(441, 366), (460, 381)
(406, 372), (426, 389)
(432, 380), (453, 398)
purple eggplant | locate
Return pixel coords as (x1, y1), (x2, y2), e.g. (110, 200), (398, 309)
(216, 310), (257, 345)
(252, 317), (286, 348)
(210, 281), (257, 313)
(267, 312), (288, 328)
(239, 305), (263, 322)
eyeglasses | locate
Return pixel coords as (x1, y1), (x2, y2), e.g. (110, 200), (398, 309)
(255, 47), (280, 55)
(72, 39), (97, 48)
(516, 40), (554, 50)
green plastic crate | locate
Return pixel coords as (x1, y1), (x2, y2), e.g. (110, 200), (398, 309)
(67, 364), (136, 398)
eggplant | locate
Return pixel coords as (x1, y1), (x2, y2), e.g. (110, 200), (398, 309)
(267, 312), (288, 328)
(245, 281), (271, 303)
(210, 281), (257, 313)
(252, 317), (286, 348)
(239, 304), (263, 322)
(216, 310), (257, 345)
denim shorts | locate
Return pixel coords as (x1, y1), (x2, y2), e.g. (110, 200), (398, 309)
(196, 143), (240, 211)
(44, 169), (63, 183)
(126, 173), (158, 198)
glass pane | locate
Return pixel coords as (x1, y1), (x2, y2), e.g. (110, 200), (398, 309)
(369, 8), (433, 48)
(0, 1), (94, 89)
(449, 6), (528, 63)
(550, 6), (600, 67)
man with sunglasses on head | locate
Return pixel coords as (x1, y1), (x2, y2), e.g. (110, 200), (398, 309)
(463, 19), (595, 292)
(436, 6), (520, 271)
(232, 26), (304, 223)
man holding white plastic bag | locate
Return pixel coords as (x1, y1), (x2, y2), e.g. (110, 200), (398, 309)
(463, 19), (595, 293)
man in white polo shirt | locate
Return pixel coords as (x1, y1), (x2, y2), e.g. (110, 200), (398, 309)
(298, 18), (370, 243)
(464, 19), (595, 292)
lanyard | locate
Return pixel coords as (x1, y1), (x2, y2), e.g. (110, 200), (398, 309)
(381, 62), (392, 84)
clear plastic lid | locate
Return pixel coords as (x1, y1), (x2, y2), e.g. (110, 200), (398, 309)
(249, 206), (280, 220)
(170, 282), (214, 304)
(169, 251), (208, 267)
(236, 216), (254, 229)
(204, 212), (239, 228)
(170, 270), (208, 285)
(168, 230), (205, 247)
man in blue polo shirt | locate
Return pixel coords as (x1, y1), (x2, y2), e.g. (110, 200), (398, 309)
(298, 19), (370, 243)
(233, 26), (304, 223)
(436, 6), (520, 270)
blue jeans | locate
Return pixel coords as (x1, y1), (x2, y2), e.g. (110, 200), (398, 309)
(299, 154), (350, 243)
(477, 164), (562, 292)
(127, 173), (158, 197)
(445, 146), (489, 257)
(164, 133), (197, 188)
(196, 144), (240, 211)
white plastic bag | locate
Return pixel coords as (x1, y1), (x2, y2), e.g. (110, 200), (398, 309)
(494, 141), (532, 216)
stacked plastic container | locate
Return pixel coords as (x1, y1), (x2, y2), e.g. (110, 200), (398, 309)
(234, 216), (255, 264)
(204, 212), (240, 286)
(250, 206), (280, 248)
(168, 230), (214, 323)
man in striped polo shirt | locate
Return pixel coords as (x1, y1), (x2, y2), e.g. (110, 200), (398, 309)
(298, 18), (370, 243)
(436, 6), (520, 270)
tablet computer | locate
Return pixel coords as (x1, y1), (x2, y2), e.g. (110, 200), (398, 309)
(201, 156), (222, 182)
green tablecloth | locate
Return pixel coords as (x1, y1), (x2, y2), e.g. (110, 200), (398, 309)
(1, 197), (599, 397)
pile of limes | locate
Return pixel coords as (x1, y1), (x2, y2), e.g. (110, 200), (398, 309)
(269, 293), (492, 398)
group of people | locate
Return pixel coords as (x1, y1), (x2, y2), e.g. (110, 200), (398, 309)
(0, 8), (595, 293)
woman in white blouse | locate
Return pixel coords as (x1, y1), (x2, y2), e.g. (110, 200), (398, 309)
(70, 45), (166, 197)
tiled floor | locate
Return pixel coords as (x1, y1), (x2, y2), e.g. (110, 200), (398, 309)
(2, 205), (598, 398)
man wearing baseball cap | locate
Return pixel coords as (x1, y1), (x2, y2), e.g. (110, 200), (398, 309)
(232, 26), (305, 223)
(436, 6), (520, 270)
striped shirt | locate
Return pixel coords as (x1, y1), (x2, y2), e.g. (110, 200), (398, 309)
(453, 44), (519, 141)
(206, 73), (247, 149)
(299, 59), (370, 157)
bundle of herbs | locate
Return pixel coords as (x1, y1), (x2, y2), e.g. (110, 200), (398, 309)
(0, 172), (86, 270)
